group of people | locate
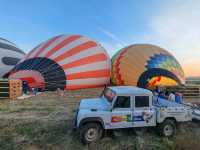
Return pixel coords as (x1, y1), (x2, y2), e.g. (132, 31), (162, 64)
(153, 86), (183, 103)
(22, 81), (45, 95)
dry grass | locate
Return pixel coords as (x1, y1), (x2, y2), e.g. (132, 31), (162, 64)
(0, 88), (199, 150)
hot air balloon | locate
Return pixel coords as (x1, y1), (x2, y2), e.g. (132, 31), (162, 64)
(0, 38), (25, 77)
(9, 35), (111, 90)
(111, 44), (185, 88)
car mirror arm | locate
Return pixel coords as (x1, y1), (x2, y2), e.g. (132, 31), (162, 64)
(109, 106), (113, 112)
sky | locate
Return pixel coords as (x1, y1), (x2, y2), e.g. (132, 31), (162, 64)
(0, 0), (199, 77)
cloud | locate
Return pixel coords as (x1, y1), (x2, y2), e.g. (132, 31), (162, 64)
(145, 0), (200, 77)
(97, 26), (127, 57)
(98, 26), (127, 47)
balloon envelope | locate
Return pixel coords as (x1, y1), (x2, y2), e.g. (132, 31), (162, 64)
(111, 44), (185, 88)
(0, 38), (25, 77)
(9, 35), (111, 90)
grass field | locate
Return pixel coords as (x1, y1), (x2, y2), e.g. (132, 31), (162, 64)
(0, 88), (199, 150)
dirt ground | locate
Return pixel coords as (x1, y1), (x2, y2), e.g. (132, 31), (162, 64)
(0, 88), (199, 150)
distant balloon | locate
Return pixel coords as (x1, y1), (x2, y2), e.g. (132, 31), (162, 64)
(0, 38), (25, 77)
(9, 35), (111, 90)
(111, 44), (185, 88)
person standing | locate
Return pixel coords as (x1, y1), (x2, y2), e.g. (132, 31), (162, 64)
(22, 80), (27, 95)
(168, 92), (176, 101)
(175, 92), (183, 103)
(154, 86), (161, 96)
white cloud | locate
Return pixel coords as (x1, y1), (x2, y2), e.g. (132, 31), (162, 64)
(98, 26), (127, 47)
(143, 0), (200, 76)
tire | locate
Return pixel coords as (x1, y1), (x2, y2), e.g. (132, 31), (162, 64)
(80, 123), (103, 144)
(158, 119), (176, 137)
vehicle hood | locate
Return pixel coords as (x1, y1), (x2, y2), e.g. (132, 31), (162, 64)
(79, 97), (111, 111)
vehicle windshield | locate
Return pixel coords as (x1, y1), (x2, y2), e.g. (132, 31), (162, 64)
(101, 88), (116, 102)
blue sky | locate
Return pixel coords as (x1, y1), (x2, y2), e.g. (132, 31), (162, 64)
(0, 0), (200, 76)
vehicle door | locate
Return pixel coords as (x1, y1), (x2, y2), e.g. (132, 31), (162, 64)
(133, 95), (156, 127)
(110, 95), (133, 128)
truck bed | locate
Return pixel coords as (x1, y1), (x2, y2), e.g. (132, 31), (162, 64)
(153, 97), (192, 123)
(154, 97), (183, 107)
(153, 96), (200, 122)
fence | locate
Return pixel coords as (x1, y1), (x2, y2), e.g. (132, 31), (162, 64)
(166, 85), (200, 98)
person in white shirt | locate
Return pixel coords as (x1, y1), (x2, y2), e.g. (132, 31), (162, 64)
(168, 92), (175, 101)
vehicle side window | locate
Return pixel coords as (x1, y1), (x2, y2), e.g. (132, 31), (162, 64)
(135, 96), (149, 107)
(113, 96), (130, 108)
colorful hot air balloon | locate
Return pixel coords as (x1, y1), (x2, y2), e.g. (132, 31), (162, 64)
(0, 38), (25, 77)
(9, 35), (111, 90)
(111, 44), (185, 88)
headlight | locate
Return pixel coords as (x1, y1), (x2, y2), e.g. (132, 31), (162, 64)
(160, 107), (165, 118)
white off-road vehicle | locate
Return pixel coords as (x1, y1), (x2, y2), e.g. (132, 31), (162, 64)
(74, 86), (200, 144)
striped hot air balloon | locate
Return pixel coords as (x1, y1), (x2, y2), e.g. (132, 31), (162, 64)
(9, 35), (111, 90)
(0, 38), (25, 77)
(111, 44), (185, 88)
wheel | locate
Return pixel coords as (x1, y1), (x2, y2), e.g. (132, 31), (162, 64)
(158, 119), (176, 137)
(80, 123), (103, 144)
